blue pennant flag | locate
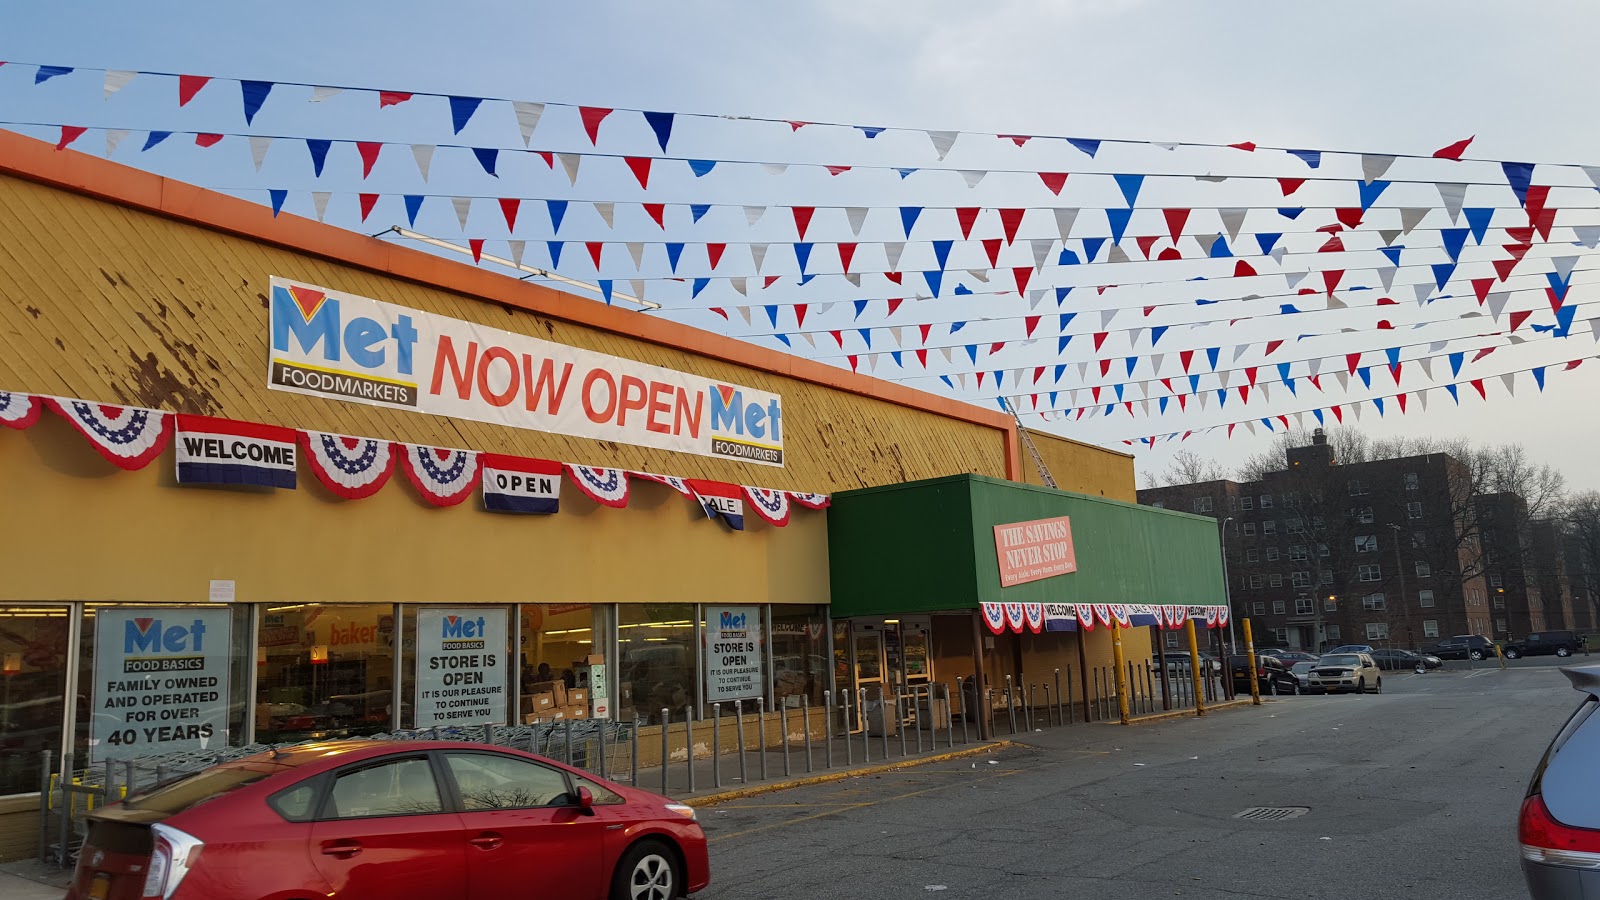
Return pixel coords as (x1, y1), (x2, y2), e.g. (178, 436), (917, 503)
(853, 299), (870, 319)
(1068, 138), (1101, 158)
(472, 147), (499, 176)
(1464, 208), (1494, 244)
(305, 138), (332, 175)
(1209, 236), (1233, 259)
(1373, 397), (1385, 416)
(765, 306), (780, 328)
(1440, 228), (1469, 262)
(856, 126), (886, 138)
(1555, 304), (1577, 337)
(665, 243), (684, 273)
(1380, 245), (1403, 267)
(1059, 249), (1081, 266)
(951, 321), (968, 333)
(900, 206), (923, 237)
(1126, 357), (1138, 377)
(932, 240), (954, 270)
(775, 334), (791, 347)
(859, 328), (872, 347)
(690, 204), (711, 223)
(142, 130), (173, 151)
(1050, 392), (1060, 408)
(1278, 207), (1305, 220)
(1358, 180), (1391, 211)
(548, 241), (565, 267)
(1060, 313), (1077, 330)
(1151, 325), (1169, 345)
(1196, 298), (1220, 306)
(404, 194), (424, 226)
(1312, 409), (1325, 425)
(1502, 161), (1535, 206)
(449, 96), (483, 134)
(1205, 347), (1221, 370)
(1385, 347), (1401, 370)
(1357, 367), (1372, 388)
(1284, 378), (1298, 396)
(940, 375), (955, 390)
(269, 189), (288, 217)
(1081, 237), (1106, 261)
(923, 270), (943, 296)
(643, 111), (675, 151)
(1189, 374), (1201, 394)
(1114, 174), (1144, 207)
(1547, 271), (1572, 300)
(1533, 367), (1547, 391)
(599, 280), (614, 305)
(896, 168), (918, 179)
(34, 65), (73, 84)
(1449, 352), (1465, 377)
(1107, 208), (1134, 243)
(1054, 364), (1068, 381)
(1105, 404), (1116, 416)
(1261, 418), (1275, 432)
(1432, 262), (1456, 290)
(890, 350), (902, 366)
(1255, 233), (1282, 255)
(1055, 286), (1073, 305)
(691, 277), (709, 298)
(1287, 149), (1322, 168)
(954, 285), (973, 295)
(1446, 383), (1460, 404)
(688, 159), (717, 177)
(794, 242), (813, 273)
(1217, 389), (1228, 408)
(1159, 396), (1170, 414)
(1280, 304), (1302, 315)
(547, 199), (568, 233)
(996, 371), (1006, 389)
(1114, 383), (1124, 401)
(240, 80), (274, 125)
(799, 274), (816, 286)
(965, 344), (978, 364)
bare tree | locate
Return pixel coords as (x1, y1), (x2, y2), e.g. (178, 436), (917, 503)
(1563, 491), (1600, 631)
(1155, 450), (1231, 486)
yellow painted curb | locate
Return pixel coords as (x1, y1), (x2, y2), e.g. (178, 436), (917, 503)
(1119, 697), (1256, 726)
(685, 741), (1015, 807)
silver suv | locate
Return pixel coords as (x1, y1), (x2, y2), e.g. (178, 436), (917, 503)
(1521, 666), (1600, 896)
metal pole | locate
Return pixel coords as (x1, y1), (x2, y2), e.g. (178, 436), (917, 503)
(1243, 618), (1262, 706)
(712, 703), (722, 789)
(685, 708), (695, 794)
(631, 717), (640, 788)
(859, 688), (870, 763)
(838, 689), (850, 766)
(37, 750), (50, 863)
(897, 690), (908, 757)
(1054, 669), (1064, 727)
(970, 611), (992, 741)
(803, 695), (814, 773)
(1186, 619), (1208, 716)
(1025, 684), (1034, 733)
(597, 720), (608, 778)
(1006, 676), (1018, 735)
(958, 678), (970, 744)
(734, 700), (748, 784)
(1066, 668), (1075, 724)
(1075, 630), (1091, 726)
(57, 751), (73, 869)
(1112, 622), (1131, 725)
(781, 701), (791, 778)
(1220, 516), (1239, 653)
(564, 719), (574, 767)
(756, 698), (768, 782)
(943, 683), (955, 748)
(1157, 629), (1172, 710)
(1091, 668), (1100, 721)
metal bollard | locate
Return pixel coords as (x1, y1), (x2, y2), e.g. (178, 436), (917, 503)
(685, 708), (696, 793)
(803, 695), (814, 773)
(756, 698), (768, 782)
(1054, 669), (1064, 727)
(781, 701), (791, 777)
(564, 720), (574, 767)
(632, 717), (640, 788)
(944, 683), (956, 748)
(957, 678), (970, 744)
(1026, 684), (1036, 732)
(597, 720), (608, 778)
(840, 690), (851, 766)
(987, 688), (996, 737)
(860, 688), (871, 763)
(712, 703), (723, 789)
(897, 691), (908, 757)
(58, 751), (74, 869)
(1006, 677), (1018, 735)
(734, 700), (748, 784)
(881, 691), (891, 761)
(913, 689), (924, 754)
(1091, 668), (1100, 721)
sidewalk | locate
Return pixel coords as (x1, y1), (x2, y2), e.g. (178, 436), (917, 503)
(0, 860), (70, 899)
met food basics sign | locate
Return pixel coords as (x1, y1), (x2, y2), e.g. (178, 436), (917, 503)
(267, 278), (786, 466)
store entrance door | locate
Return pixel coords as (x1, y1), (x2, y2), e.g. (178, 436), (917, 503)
(849, 625), (885, 734)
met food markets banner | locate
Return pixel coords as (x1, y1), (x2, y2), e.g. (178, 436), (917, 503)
(91, 608), (232, 761)
(268, 277), (786, 466)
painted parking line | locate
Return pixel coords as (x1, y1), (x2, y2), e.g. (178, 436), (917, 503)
(1464, 668), (1501, 678)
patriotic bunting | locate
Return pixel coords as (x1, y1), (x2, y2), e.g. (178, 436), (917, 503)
(46, 398), (171, 470)
(565, 464), (630, 508)
(174, 415), (297, 488)
(399, 444), (481, 507)
(789, 491), (831, 509)
(481, 454), (562, 514)
(300, 431), (397, 500)
(688, 479), (744, 530)
(0, 392), (40, 429)
(742, 486), (791, 527)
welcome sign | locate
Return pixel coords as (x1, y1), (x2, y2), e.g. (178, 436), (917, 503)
(267, 277), (786, 466)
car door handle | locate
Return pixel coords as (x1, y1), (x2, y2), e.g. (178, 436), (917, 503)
(469, 832), (504, 850)
(320, 839), (362, 859)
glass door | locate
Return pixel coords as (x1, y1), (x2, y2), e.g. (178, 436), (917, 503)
(850, 628), (884, 734)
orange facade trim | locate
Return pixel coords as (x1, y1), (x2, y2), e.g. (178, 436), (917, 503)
(0, 129), (1021, 481)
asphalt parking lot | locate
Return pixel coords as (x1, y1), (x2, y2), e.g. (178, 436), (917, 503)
(697, 656), (1592, 899)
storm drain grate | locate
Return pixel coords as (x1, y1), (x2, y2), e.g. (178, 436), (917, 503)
(1232, 806), (1310, 821)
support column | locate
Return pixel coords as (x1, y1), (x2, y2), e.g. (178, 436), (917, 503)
(1185, 619), (1207, 717)
(970, 611), (991, 740)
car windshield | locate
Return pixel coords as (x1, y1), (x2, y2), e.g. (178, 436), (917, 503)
(1320, 654), (1361, 666)
(1291, 662), (1316, 673)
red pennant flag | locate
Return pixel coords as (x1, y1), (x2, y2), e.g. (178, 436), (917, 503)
(824, 165), (851, 176)
(1335, 208), (1364, 229)
(982, 239), (1002, 268)
(710, 308), (728, 320)
(193, 133), (224, 148)
(1033, 366), (1047, 384)
(1397, 394), (1407, 414)
(1001, 134), (1032, 147)
(358, 193), (379, 222)
(1526, 185), (1551, 218)
(1470, 379), (1487, 400)
(580, 107), (613, 144)
(1143, 306), (1156, 316)
(707, 243), (726, 269)
(1346, 352), (1362, 375)
(1509, 310), (1532, 331)
(975, 372), (986, 388)
(847, 356), (859, 372)
(1265, 340), (1284, 355)
(887, 298), (904, 316)
(1278, 178), (1305, 195)
(1160, 378), (1174, 393)
(1277, 415), (1290, 430)
(1331, 405), (1343, 423)
(177, 75), (211, 107)
(955, 207), (980, 239)
(1531, 208), (1558, 241)
(1093, 332), (1109, 351)
(536, 151), (553, 168)
(838, 243), (857, 272)
(794, 304), (808, 329)
(352, 141), (382, 178)
(1039, 172), (1069, 195)
(1492, 258), (1519, 281)
(469, 238), (485, 263)
(1377, 320), (1394, 330)
(1180, 350), (1195, 372)
(829, 331), (844, 348)
(1162, 208), (1191, 243)
(1308, 375), (1322, 391)
(1505, 226), (1535, 244)
(989, 342), (1007, 355)
(787, 121), (811, 131)
(1545, 289), (1564, 312)
(643, 203), (666, 228)
(885, 272), (903, 284)
(1506, 242), (1533, 262)
(915, 349), (928, 367)
(1390, 362), (1403, 382)
(586, 242), (604, 269)
(1245, 367), (1259, 386)
(1177, 395), (1188, 411)
(1229, 141), (1257, 152)
(625, 157), (652, 189)
(998, 208), (1025, 244)
(1239, 384), (1251, 403)
(378, 91), (413, 107)
(1099, 359), (1112, 377)
(1234, 260), (1257, 277)
(791, 206), (815, 239)
(1323, 270), (1345, 295)
(1567, 360), (1585, 371)
(1136, 235), (1161, 259)
(1317, 223), (1345, 234)
(1228, 424), (1238, 438)
(1433, 136), (1474, 160)
(1124, 401), (1134, 416)
(1471, 278), (1494, 304)
(1472, 347), (1496, 362)
(55, 125), (86, 150)
(1091, 386), (1102, 403)
(499, 198), (521, 231)
(1013, 267), (1032, 295)
(1159, 248), (1183, 261)
(918, 323), (932, 343)
(1319, 235), (1345, 253)
(764, 276), (780, 289)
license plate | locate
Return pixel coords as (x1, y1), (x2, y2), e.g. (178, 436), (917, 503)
(87, 874), (111, 900)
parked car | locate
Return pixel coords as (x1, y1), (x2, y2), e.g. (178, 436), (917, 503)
(1228, 654), (1300, 696)
(1327, 644), (1375, 654)
(1504, 631), (1587, 660)
(1289, 661), (1324, 694)
(1520, 665), (1600, 897)
(1370, 648), (1443, 671)
(1309, 653), (1384, 694)
(1158, 651), (1221, 674)
(1428, 635), (1499, 660)
(1259, 649), (1320, 666)
(64, 740), (710, 900)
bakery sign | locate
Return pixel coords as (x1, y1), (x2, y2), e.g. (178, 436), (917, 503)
(993, 516), (1077, 587)
(267, 277), (786, 466)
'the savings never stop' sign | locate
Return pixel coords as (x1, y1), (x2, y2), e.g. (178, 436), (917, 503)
(267, 278), (786, 466)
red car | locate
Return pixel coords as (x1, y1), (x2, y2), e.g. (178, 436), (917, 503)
(64, 740), (709, 900)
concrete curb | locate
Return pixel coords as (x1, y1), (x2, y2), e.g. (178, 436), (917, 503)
(1119, 697), (1257, 726)
(685, 741), (1015, 807)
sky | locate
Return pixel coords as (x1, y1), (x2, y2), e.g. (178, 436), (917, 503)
(4, 1), (1599, 489)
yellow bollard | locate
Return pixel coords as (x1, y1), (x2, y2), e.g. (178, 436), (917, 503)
(1497, 642), (1507, 670)
(1112, 621), (1130, 725)
(1243, 618), (1261, 706)
(1185, 619), (1207, 716)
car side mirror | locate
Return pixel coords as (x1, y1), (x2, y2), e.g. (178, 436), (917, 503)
(576, 786), (595, 815)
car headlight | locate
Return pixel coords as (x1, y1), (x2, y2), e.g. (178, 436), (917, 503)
(665, 803), (697, 821)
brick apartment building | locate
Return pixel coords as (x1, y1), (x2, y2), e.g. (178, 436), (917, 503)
(1139, 430), (1494, 651)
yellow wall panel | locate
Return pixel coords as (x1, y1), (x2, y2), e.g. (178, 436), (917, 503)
(1019, 430), (1137, 502)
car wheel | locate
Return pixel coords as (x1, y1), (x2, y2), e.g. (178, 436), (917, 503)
(612, 839), (679, 900)
(1374, 678), (1382, 694)
(1505, 649), (1521, 659)
(1470, 650), (1485, 661)
(1557, 647), (1572, 658)
(1267, 680), (1277, 696)
(1288, 680), (1300, 695)
(1357, 678), (1365, 694)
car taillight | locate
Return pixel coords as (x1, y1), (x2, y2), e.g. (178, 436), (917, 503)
(1520, 794), (1600, 869)
(141, 824), (203, 900)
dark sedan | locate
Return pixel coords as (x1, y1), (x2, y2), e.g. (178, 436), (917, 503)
(1228, 654), (1300, 696)
(1370, 648), (1443, 671)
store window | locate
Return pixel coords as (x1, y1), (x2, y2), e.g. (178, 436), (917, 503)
(0, 605), (72, 796)
(618, 604), (697, 724)
(771, 605), (828, 707)
(256, 604), (397, 744)
(699, 605), (767, 717)
(510, 604), (601, 725)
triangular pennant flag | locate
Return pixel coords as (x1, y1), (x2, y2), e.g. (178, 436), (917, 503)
(1114, 174), (1144, 207)
(579, 107), (613, 144)
(355, 141), (382, 179)
(1030, 238), (1054, 270)
(410, 144), (435, 181)
(105, 128), (130, 155)
(624, 157), (652, 189)
(1436, 183), (1467, 222)
(312, 191), (331, 222)
(899, 206), (922, 237)
(558, 152), (582, 185)
(512, 101), (545, 146)
(1502, 161), (1535, 207)
(378, 90), (413, 107)
(305, 138), (332, 176)
(1378, 266), (1398, 292)
(1464, 207), (1494, 244)
(103, 69), (135, 99)
(744, 206), (767, 226)
(1215, 208), (1244, 242)
(1039, 172), (1069, 195)
(240, 80), (273, 125)
(884, 242), (906, 270)
(626, 242), (645, 269)
(1432, 262), (1457, 290)
(845, 207), (868, 236)
(750, 243), (769, 272)
(248, 135), (272, 171)
(177, 74), (212, 106)
(1053, 208), (1079, 241)
(927, 130), (958, 160)
(1440, 228), (1468, 262)
(269, 189), (287, 217)
(959, 170), (987, 188)
(1358, 180), (1390, 211)
(642, 111), (675, 151)
(508, 240), (526, 268)
(1362, 154), (1396, 184)
(452, 196), (473, 230)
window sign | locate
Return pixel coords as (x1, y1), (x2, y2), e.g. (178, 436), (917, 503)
(416, 608), (509, 728)
(91, 607), (233, 761)
(704, 606), (764, 703)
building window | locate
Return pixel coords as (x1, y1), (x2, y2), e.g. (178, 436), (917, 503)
(1292, 571), (1311, 587)
(1423, 619), (1439, 638)
(1366, 622), (1390, 640)
(1358, 564), (1383, 582)
(1262, 521), (1278, 535)
(1273, 600), (1286, 615)
(1266, 547), (1280, 561)
(257, 603), (400, 742)
(1405, 472), (1420, 490)
(1412, 531), (1427, 548)
(1259, 494), (1274, 508)
(1165, 632), (1181, 648)
(1324, 596), (1338, 611)
(1490, 574), (1503, 588)
(1419, 590), (1436, 608)
(1273, 628), (1289, 644)
(1408, 501), (1423, 520)
(1354, 507), (1375, 524)
(1249, 575), (1264, 589)
(1252, 602), (1266, 616)
(1241, 497), (1254, 511)
(1243, 523), (1257, 536)
(621, 603), (699, 722)
(0, 605), (72, 796)
(1321, 570), (1335, 584)
(1150, 501), (1167, 509)
(1286, 518), (1304, 534)
(1193, 497), (1213, 513)
(771, 604), (830, 708)
(1325, 624), (1342, 642)
(1269, 574), (1283, 587)
(1349, 480), (1368, 496)
(1246, 549), (1260, 563)
(1318, 543), (1330, 558)
(1284, 492), (1299, 507)
(1290, 545), (1307, 561)
(1415, 561), (1431, 578)
(1354, 534), (1377, 553)
(1494, 594), (1506, 609)
(1295, 598), (1315, 615)
(1496, 618), (1508, 634)
(1363, 592), (1387, 610)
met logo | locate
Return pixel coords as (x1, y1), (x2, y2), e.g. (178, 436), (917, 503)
(124, 617), (206, 654)
(719, 611), (748, 631)
(710, 385), (782, 442)
(442, 615), (487, 639)
(271, 284), (418, 375)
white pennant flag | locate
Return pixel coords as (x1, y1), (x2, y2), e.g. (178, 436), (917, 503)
(1108, 243), (1131, 264)
(927, 130), (958, 160)
(558, 153), (581, 185)
(508, 240), (526, 267)
(1030, 290), (1047, 309)
(1378, 229), (1401, 246)
(884, 242), (906, 270)
(1591, 319), (1600, 341)
(1428, 341), (1449, 353)
(1293, 413), (1305, 430)
(1270, 247), (1287, 265)
(1414, 283), (1433, 306)
(1195, 175), (1229, 183)
(412, 144), (436, 182)
(844, 273), (861, 287)
(761, 163), (788, 176)
(452, 196), (472, 230)
(1101, 308), (1117, 328)
(1198, 392), (1209, 411)
(1349, 401), (1363, 422)
(731, 278), (747, 296)
(1218, 369), (1232, 389)
(967, 268), (990, 283)
(891, 326), (906, 347)
(1150, 353), (1164, 374)
(1554, 256), (1580, 279)
(1153, 142), (1178, 151)
(249, 135), (273, 171)
(1140, 399), (1150, 417)
(1574, 226), (1600, 249)
(1030, 239), (1054, 270)
(1244, 421), (1257, 435)
(1259, 383), (1271, 402)
(1219, 208), (1247, 242)
(1307, 357), (1322, 377)
(1077, 362), (1090, 382)
(744, 206), (766, 226)
(1501, 372), (1516, 396)
(959, 170), (987, 188)
(1233, 344), (1250, 363)
(630, 279), (647, 301)
(512, 101), (545, 146)
(1129, 327), (1146, 348)
(105, 128), (130, 156)
(593, 202), (615, 228)
(1362, 154), (1397, 184)
(1285, 271), (1308, 289)
(1436, 183), (1468, 222)
(103, 70), (136, 99)
(1054, 208), (1079, 241)
(1378, 266), (1398, 291)
(310, 85), (343, 102)
(1335, 371), (1351, 392)
(846, 207), (868, 236)
(799, 332), (816, 349)
(1418, 357), (1434, 379)
(1400, 208), (1429, 234)
(750, 243), (769, 272)
(1487, 292), (1511, 321)
(1326, 296), (1348, 310)
(735, 306), (752, 326)
(1417, 389), (1429, 412)
(312, 191), (331, 222)
(626, 242), (645, 270)
(941, 347), (955, 364)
